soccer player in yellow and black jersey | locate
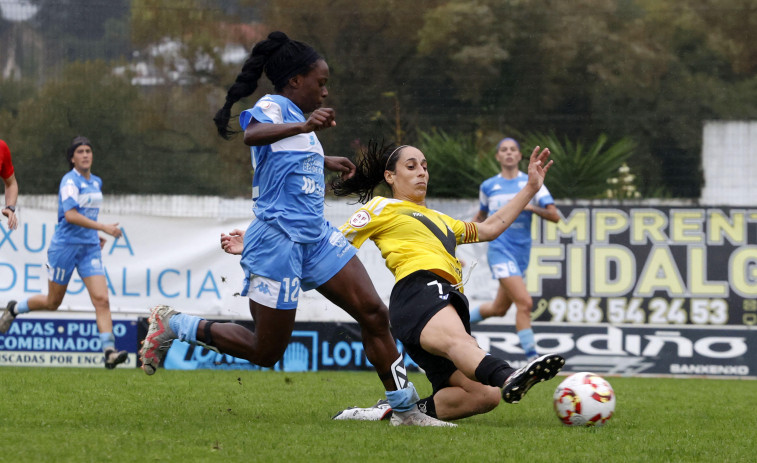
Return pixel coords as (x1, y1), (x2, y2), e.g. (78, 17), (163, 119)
(340, 196), (479, 286)
(331, 141), (565, 423)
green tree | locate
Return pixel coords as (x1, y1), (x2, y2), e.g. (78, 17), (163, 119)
(4, 60), (248, 196)
(417, 128), (498, 198)
(517, 132), (637, 199)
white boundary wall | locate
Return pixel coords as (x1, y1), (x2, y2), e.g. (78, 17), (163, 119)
(2, 195), (504, 323)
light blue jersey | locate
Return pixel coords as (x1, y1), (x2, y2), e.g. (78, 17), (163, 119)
(478, 171), (554, 273)
(239, 94), (327, 244)
(51, 169), (103, 246)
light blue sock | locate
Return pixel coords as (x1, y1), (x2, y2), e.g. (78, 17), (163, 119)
(385, 382), (420, 413)
(469, 306), (483, 324)
(100, 332), (115, 351)
(169, 313), (202, 344)
(15, 299), (30, 315)
(517, 328), (538, 358)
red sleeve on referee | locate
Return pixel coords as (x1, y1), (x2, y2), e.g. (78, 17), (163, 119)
(0, 140), (14, 178)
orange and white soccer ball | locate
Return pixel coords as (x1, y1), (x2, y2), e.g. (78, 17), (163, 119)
(553, 372), (616, 426)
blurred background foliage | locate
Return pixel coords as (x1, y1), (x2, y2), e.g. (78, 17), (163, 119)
(516, 131), (637, 199)
(2, 0), (757, 198)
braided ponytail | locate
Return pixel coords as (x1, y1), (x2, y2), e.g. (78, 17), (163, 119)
(213, 31), (321, 140)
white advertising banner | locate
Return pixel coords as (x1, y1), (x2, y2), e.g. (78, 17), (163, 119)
(0, 207), (253, 318)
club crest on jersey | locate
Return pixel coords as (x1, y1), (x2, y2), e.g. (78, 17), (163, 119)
(349, 210), (371, 228)
(259, 101), (272, 109)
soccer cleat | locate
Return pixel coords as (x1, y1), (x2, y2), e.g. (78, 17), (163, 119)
(390, 405), (457, 427)
(140, 305), (178, 375)
(332, 399), (393, 421)
(0, 300), (17, 333)
(502, 353), (565, 404)
(104, 348), (129, 369)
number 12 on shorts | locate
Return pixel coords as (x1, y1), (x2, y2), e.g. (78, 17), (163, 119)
(282, 277), (300, 303)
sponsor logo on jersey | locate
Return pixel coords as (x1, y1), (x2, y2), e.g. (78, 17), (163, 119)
(328, 230), (349, 249)
(301, 177), (317, 194)
(254, 281), (272, 295)
(303, 155), (323, 174)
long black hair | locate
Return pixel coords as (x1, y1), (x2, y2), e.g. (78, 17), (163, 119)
(331, 141), (409, 204)
(213, 31), (321, 139)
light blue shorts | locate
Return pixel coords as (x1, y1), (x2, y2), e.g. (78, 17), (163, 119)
(46, 242), (105, 285)
(240, 219), (358, 309)
(487, 246), (528, 279)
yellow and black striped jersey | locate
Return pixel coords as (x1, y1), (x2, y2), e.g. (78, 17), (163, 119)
(339, 196), (480, 287)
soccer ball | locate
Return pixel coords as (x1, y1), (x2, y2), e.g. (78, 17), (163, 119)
(553, 372), (615, 426)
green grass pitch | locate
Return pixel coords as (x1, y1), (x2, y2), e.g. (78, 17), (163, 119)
(0, 367), (753, 462)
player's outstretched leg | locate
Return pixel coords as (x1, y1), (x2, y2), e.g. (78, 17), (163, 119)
(381, 380), (456, 427)
(332, 399), (393, 421)
(104, 348), (128, 369)
(0, 300), (17, 333)
(390, 405), (457, 427)
(501, 353), (565, 404)
(140, 305), (179, 375)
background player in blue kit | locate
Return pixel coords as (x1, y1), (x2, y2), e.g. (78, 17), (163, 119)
(140, 31), (444, 426)
(0, 136), (128, 369)
(469, 137), (560, 361)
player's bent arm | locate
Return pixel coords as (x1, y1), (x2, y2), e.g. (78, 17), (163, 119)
(324, 156), (356, 180)
(531, 203), (560, 223)
(471, 209), (487, 223)
(476, 185), (538, 242)
(243, 108), (336, 146)
(63, 209), (122, 238)
(243, 120), (310, 146)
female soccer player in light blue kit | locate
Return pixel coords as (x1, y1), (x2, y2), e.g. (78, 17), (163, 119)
(140, 32), (444, 426)
(0, 136), (128, 368)
(470, 137), (560, 360)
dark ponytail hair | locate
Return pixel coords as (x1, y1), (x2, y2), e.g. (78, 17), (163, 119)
(332, 141), (408, 204)
(213, 31), (322, 139)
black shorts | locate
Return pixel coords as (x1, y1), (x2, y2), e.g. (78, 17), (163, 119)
(389, 270), (471, 393)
